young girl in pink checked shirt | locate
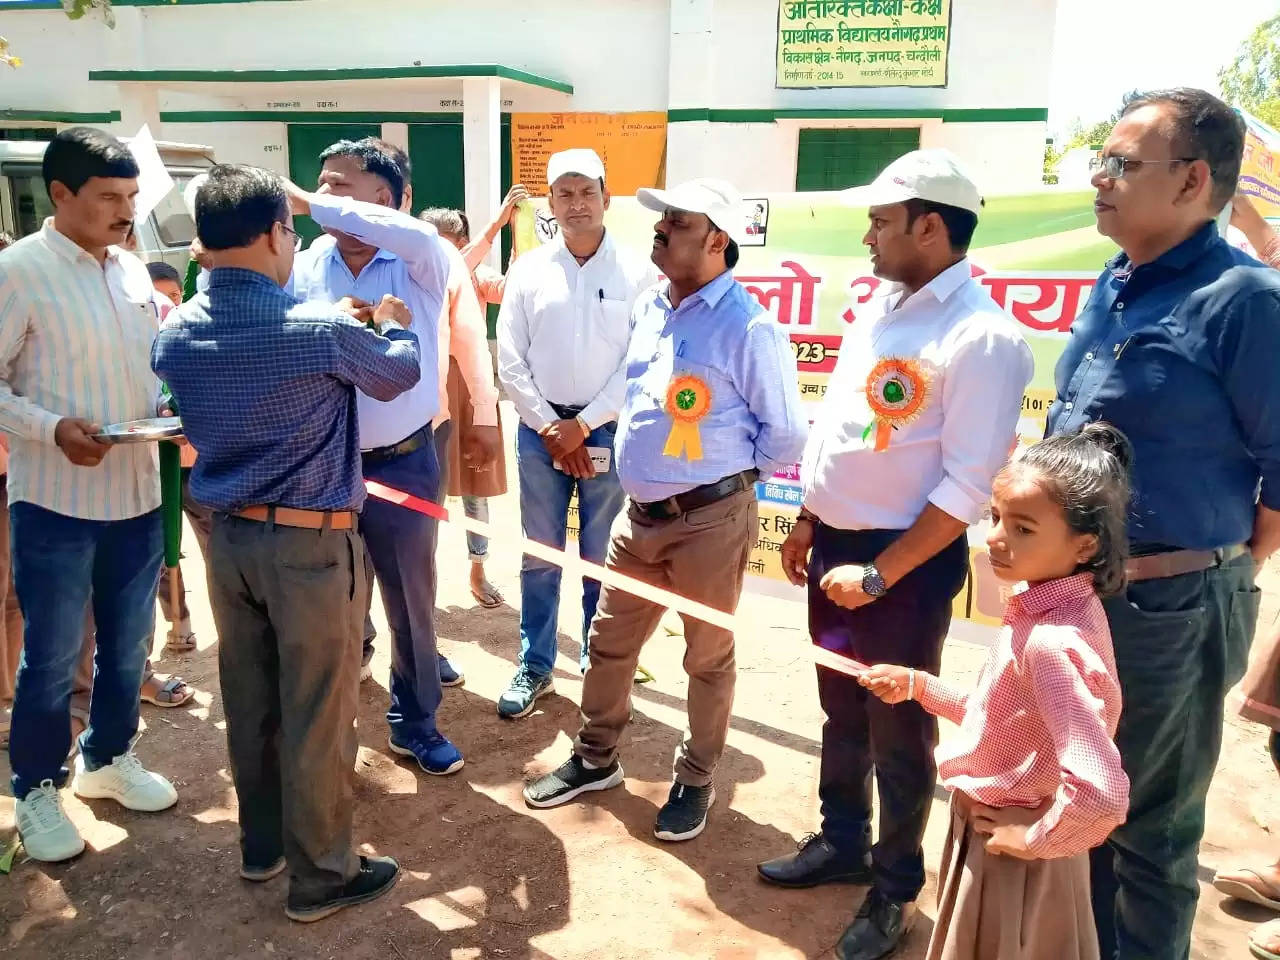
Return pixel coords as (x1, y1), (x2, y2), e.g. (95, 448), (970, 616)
(860, 423), (1133, 960)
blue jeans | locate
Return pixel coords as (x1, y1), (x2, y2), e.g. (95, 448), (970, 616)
(462, 496), (488, 562)
(8, 503), (163, 798)
(360, 436), (443, 738)
(515, 422), (625, 677)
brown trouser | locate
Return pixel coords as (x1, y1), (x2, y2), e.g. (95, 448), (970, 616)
(575, 488), (757, 787)
(927, 793), (1098, 960)
(208, 513), (366, 897)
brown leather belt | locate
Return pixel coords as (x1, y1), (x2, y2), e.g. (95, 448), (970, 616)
(361, 426), (430, 464)
(233, 505), (356, 531)
(636, 470), (759, 521)
(1126, 543), (1250, 583)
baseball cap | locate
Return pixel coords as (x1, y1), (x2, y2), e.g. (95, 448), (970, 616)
(546, 148), (605, 187)
(839, 149), (983, 216)
(636, 178), (748, 244)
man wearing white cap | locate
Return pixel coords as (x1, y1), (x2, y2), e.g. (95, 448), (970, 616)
(756, 151), (1032, 960)
(521, 178), (807, 843)
(495, 148), (654, 719)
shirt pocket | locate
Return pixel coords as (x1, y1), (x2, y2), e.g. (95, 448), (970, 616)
(665, 355), (734, 421)
(597, 297), (633, 352)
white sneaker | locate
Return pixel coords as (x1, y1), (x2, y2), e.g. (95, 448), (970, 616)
(15, 780), (85, 862)
(72, 750), (177, 812)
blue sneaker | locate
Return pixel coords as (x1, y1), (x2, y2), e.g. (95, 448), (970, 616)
(497, 666), (554, 719)
(387, 730), (464, 776)
(438, 654), (464, 688)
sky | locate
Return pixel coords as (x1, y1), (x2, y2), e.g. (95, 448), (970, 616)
(1048, 0), (1277, 136)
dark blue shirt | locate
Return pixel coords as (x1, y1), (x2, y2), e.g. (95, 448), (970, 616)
(151, 267), (421, 512)
(1047, 222), (1280, 550)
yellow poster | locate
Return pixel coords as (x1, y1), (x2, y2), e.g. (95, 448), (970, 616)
(776, 0), (951, 89)
(510, 112), (668, 196)
(1241, 112), (1280, 220)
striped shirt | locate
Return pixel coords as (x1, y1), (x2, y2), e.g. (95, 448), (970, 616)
(0, 219), (163, 521)
(917, 573), (1129, 858)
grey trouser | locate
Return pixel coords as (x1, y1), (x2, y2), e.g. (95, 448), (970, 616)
(208, 513), (365, 898)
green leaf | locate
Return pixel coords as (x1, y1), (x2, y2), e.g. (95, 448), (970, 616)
(0, 834), (20, 875)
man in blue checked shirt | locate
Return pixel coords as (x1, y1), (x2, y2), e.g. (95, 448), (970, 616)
(152, 164), (421, 923)
(522, 178), (807, 843)
(285, 137), (466, 777)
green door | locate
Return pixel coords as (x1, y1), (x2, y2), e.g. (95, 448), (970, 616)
(287, 122), (380, 246)
(407, 121), (464, 213)
(795, 127), (921, 191)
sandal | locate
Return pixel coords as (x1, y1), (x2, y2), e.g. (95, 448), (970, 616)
(1251, 918), (1280, 959)
(1214, 867), (1280, 911)
(469, 579), (503, 609)
(164, 627), (197, 655)
(141, 673), (194, 708)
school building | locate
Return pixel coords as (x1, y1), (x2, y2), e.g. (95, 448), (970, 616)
(2, 0), (1058, 236)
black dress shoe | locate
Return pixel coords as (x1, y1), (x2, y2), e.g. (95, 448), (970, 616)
(757, 833), (873, 888)
(285, 855), (400, 923)
(836, 887), (915, 960)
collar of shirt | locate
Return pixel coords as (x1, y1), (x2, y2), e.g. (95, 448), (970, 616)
(1104, 220), (1217, 279)
(314, 233), (401, 276)
(551, 230), (616, 270)
(207, 265), (282, 294)
(880, 257), (972, 312)
(656, 268), (737, 315)
(41, 218), (123, 267)
(1009, 573), (1096, 618)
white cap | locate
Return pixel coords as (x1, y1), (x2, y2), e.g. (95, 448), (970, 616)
(546, 148), (605, 187)
(636, 178), (748, 244)
(839, 149), (983, 216)
(183, 172), (208, 220)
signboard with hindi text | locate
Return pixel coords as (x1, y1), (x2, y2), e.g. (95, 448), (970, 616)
(1241, 110), (1280, 221)
(776, 0), (952, 89)
(514, 188), (1110, 644)
(510, 112), (668, 197)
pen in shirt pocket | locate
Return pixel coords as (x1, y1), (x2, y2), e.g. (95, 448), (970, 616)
(676, 339), (687, 357)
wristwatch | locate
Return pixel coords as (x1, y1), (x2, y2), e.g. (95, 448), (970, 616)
(861, 563), (887, 599)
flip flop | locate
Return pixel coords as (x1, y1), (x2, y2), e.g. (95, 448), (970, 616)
(1251, 918), (1280, 960)
(1214, 868), (1280, 911)
(141, 675), (194, 708)
(470, 583), (503, 609)
(164, 630), (197, 655)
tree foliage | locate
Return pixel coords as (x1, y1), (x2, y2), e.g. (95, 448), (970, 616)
(1220, 14), (1280, 129)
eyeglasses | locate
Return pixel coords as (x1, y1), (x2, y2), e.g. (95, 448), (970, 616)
(278, 221), (303, 252)
(1088, 155), (1198, 180)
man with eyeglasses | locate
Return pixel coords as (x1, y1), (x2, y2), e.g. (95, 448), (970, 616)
(1049, 87), (1280, 960)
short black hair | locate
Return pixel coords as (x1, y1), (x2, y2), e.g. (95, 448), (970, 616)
(42, 126), (139, 198)
(724, 238), (740, 270)
(318, 137), (407, 208)
(195, 164), (289, 251)
(146, 260), (182, 285)
(419, 207), (470, 241)
(1122, 87), (1245, 209)
(903, 198), (980, 253)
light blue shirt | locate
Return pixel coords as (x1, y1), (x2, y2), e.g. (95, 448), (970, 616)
(616, 270), (808, 503)
(288, 193), (449, 449)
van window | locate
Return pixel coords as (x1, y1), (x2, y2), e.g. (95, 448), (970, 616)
(8, 169), (53, 239)
(150, 174), (196, 247)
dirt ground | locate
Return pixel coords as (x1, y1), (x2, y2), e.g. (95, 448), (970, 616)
(4, 424), (1280, 959)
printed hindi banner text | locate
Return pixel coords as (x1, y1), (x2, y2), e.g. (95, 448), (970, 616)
(510, 112), (668, 197)
(776, 0), (951, 89)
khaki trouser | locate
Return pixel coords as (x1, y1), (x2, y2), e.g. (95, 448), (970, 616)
(575, 488), (757, 787)
(208, 513), (365, 897)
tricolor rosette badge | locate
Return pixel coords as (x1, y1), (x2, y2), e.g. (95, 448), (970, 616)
(663, 373), (712, 461)
(862, 357), (931, 452)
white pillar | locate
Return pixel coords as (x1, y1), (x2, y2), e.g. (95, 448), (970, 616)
(381, 122), (410, 152)
(463, 76), (502, 267)
(118, 85), (161, 136)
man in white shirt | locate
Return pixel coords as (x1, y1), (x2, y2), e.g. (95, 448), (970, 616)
(0, 128), (179, 863)
(496, 149), (655, 719)
(285, 138), (464, 776)
(755, 151), (1033, 960)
